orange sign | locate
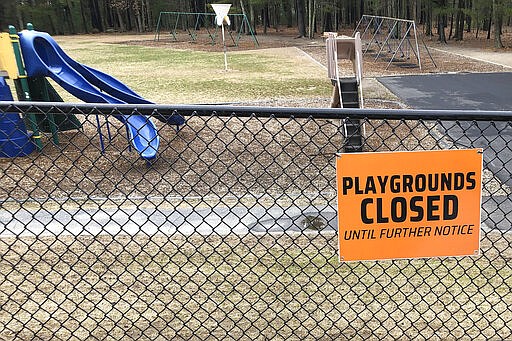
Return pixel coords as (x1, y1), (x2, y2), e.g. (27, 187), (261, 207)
(336, 149), (482, 261)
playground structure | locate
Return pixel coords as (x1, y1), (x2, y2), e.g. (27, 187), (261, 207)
(0, 24), (185, 160)
(353, 15), (436, 70)
(0, 25), (43, 157)
(325, 32), (364, 152)
(1, 25), (83, 156)
(154, 11), (258, 47)
(0, 77), (35, 157)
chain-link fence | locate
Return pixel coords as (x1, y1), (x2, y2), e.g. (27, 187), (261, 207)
(1, 102), (511, 340)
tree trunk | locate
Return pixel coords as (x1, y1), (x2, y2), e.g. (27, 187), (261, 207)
(15, 8), (22, 30)
(89, 0), (104, 32)
(146, 0), (152, 30)
(65, 0), (76, 34)
(493, 0), (504, 48)
(117, 8), (125, 32)
(475, 13), (479, 38)
(425, 1), (432, 36)
(48, 15), (57, 34)
(466, 0), (472, 33)
(412, 0), (418, 22)
(272, 2), (279, 31)
(308, 0), (313, 38)
(438, 14), (447, 43)
(136, 12), (143, 32)
(133, 0), (143, 32)
(449, 12), (454, 40)
(140, 0), (147, 31)
(487, 9), (492, 39)
(240, 0), (248, 33)
(296, 0), (306, 37)
(323, 10), (333, 32)
(283, 0), (293, 27)
(100, 0), (108, 32)
(79, 0), (89, 33)
(249, 3), (256, 34)
(458, 13), (465, 40)
(448, 0), (455, 40)
(263, 5), (268, 34)
(126, 7), (132, 31)
(455, 0), (464, 40)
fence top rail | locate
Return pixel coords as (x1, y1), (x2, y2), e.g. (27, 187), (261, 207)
(2, 101), (512, 121)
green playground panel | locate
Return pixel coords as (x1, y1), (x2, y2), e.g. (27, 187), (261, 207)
(27, 77), (82, 133)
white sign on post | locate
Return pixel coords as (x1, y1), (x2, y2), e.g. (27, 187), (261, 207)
(211, 4), (231, 71)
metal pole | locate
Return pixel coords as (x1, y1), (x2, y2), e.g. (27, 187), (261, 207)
(244, 14), (259, 47)
(386, 24), (414, 70)
(222, 23), (228, 71)
(353, 15), (366, 37)
(355, 15), (373, 41)
(374, 21), (398, 61)
(172, 13), (180, 41)
(422, 38), (437, 68)
(154, 12), (162, 41)
(364, 18), (385, 55)
(412, 21), (422, 70)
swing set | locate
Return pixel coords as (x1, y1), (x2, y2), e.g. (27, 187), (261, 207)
(154, 11), (259, 47)
(354, 15), (436, 70)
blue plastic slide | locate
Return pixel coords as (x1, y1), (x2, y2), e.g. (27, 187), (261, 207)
(18, 30), (184, 160)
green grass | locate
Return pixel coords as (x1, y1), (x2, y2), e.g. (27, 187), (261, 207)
(51, 40), (331, 104)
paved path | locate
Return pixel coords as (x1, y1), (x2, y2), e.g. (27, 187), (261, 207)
(0, 203), (336, 237)
(378, 45), (512, 232)
(430, 45), (512, 69)
(378, 43), (512, 111)
(378, 72), (512, 110)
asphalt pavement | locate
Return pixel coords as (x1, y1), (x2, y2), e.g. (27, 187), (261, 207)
(378, 48), (512, 232)
(378, 72), (512, 111)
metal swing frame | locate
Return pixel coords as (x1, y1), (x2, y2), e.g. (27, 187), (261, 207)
(154, 11), (259, 47)
(354, 15), (436, 70)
